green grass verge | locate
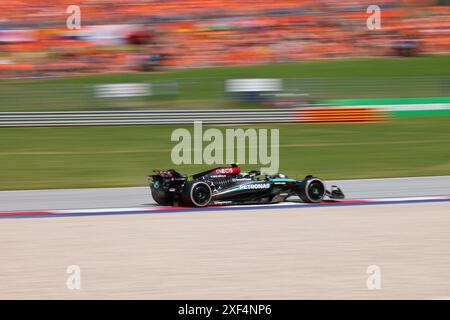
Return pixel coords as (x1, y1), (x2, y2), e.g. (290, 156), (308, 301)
(0, 116), (449, 190)
(1, 55), (450, 111)
(32, 55), (450, 83)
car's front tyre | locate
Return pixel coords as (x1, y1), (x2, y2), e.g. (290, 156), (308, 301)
(297, 177), (326, 203)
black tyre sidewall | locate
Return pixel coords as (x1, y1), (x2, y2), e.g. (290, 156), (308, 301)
(182, 181), (212, 207)
(150, 179), (173, 206)
(299, 178), (325, 203)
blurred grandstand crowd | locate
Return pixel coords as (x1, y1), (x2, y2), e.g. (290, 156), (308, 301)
(0, 0), (449, 78)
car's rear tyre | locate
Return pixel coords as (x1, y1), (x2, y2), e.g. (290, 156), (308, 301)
(181, 181), (212, 207)
(297, 177), (326, 203)
(150, 178), (173, 206)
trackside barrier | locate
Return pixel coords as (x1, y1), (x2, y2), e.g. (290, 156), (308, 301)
(0, 108), (390, 127)
(0, 109), (295, 127)
(296, 108), (389, 123)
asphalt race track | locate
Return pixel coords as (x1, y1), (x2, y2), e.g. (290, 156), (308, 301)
(1, 175), (450, 211)
(1, 176), (450, 299)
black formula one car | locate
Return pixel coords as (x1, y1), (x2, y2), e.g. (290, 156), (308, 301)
(148, 164), (345, 207)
